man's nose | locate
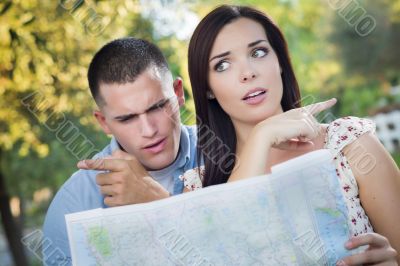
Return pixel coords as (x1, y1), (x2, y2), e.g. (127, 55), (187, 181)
(139, 114), (157, 138)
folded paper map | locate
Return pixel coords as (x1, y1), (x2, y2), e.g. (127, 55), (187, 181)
(66, 149), (353, 265)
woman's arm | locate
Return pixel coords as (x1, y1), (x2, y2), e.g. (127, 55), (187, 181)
(228, 99), (336, 182)
(343, 132), (400, 263)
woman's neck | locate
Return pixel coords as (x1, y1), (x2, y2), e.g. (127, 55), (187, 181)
(234, 107), (284, 154)
(234, 121), (256, 155)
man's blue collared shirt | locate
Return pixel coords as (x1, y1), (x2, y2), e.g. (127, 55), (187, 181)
(42, 125), (198, 265)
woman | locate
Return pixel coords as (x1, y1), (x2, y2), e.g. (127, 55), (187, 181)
(183, 5), (400, 265)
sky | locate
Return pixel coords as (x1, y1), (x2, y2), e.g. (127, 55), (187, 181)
(140, 0), (200, 40)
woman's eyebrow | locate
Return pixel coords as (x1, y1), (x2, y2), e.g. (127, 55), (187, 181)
(248, 39), (268, 47)
(209, 39), (269, 62)
(209, 51), (230, 62)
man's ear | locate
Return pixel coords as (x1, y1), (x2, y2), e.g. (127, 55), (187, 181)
(173, 77), (185, 106)
(94, 110), (112, 135)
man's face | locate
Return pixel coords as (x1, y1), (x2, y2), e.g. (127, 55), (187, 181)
(94, 67), (184, 170)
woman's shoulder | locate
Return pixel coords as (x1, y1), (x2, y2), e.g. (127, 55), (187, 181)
(324, 116), (376, 152)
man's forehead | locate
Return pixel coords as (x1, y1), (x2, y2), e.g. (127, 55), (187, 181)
(148, 66), (174, 95)
(99, 71), (173, 115)
(100, 66), (171, 93)
(148, 65), (163, 80)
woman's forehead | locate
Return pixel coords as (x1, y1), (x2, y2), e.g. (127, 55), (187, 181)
(210, 18), (269, 56)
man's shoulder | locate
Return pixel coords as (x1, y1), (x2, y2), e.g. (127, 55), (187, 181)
(63, 141), (112, 192)
(180, 124), (200, 171)
(181, 124), (197, 147)
(42, 169), (103, 265)
(46, 140), (114, 212)
(45, 170), (102, 221)
(182, 124), (197, 137)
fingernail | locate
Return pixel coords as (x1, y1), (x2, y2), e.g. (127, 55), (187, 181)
(344, 241), (352, 249)
(336, 260), (347, 266)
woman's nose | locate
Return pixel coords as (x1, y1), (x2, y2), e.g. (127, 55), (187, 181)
(240, 62), (257, 83)
(241, 73), (256, 82)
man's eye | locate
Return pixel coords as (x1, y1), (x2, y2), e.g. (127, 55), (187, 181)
(118, 118), (130, 123)
(149, 106), (162, 113)
(214, 61), (230, 72)
(158, 101), (168, 109)
(252, 48), (269, 58)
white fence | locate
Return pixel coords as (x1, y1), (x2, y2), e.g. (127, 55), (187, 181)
(370, 110), (400, 153)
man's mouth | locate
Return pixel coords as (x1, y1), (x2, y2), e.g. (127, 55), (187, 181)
(143, 138), (167, 153)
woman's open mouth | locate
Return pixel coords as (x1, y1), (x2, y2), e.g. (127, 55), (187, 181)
(242, 89), (267, 105)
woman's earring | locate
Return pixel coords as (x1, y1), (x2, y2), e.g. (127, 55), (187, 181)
(206, 91), (216, 99)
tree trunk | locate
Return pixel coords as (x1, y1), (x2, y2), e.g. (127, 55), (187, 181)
(0, 150), (28, 266)
(18, 194), (25, 231)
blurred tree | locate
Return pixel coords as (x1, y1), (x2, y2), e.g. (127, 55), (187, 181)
(329, 0), (400, 83)
(0, 0), (194, 264)
(1, 0), (397, 264)
(0, 0), (112, 263)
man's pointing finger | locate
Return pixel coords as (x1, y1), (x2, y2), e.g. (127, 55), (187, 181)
(77, 158), (126, 172)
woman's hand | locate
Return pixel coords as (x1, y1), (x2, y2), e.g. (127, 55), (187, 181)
(255, 98), (337, 151)
(228, 98), (337, 182)
(337, 233), (398, 266)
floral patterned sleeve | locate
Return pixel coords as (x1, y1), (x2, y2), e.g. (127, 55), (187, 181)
(179, 166), (205, 191)
(324, 116), (376, 236)
(325, 116), (376, 153)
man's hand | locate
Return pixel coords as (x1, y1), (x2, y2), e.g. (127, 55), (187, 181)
(77, 150), (170, 207)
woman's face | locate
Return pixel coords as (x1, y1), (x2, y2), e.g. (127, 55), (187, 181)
(208, 18), (284, 126)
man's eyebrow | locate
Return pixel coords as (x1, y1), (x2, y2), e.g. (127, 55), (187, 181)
(145, 98), (169, 112)
(113, 98), (170, 121)
(209, 39), (269, 62)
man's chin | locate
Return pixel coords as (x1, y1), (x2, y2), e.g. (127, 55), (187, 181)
(139, 146), (180, 171)
(142, 157), (176, 172)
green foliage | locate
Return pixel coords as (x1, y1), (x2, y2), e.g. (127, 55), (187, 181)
(0, 0), (398, 235)
(0, 0), (193, 231)
(329, 0), (400, 81)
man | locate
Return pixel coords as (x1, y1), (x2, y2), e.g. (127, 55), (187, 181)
(42, 38), (198, 265)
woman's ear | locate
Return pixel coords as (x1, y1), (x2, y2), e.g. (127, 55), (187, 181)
(173, 77), (185, 106)
(206, 91), (216, 99)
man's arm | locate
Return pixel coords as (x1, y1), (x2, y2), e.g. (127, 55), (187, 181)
(42, 187), (77, 265)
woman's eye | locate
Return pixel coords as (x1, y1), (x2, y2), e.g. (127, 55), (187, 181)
(214, 61), (230, 72)
(252, 48), (268, 58)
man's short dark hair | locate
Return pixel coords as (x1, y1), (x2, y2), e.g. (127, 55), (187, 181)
(87, 37), (169, 106)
